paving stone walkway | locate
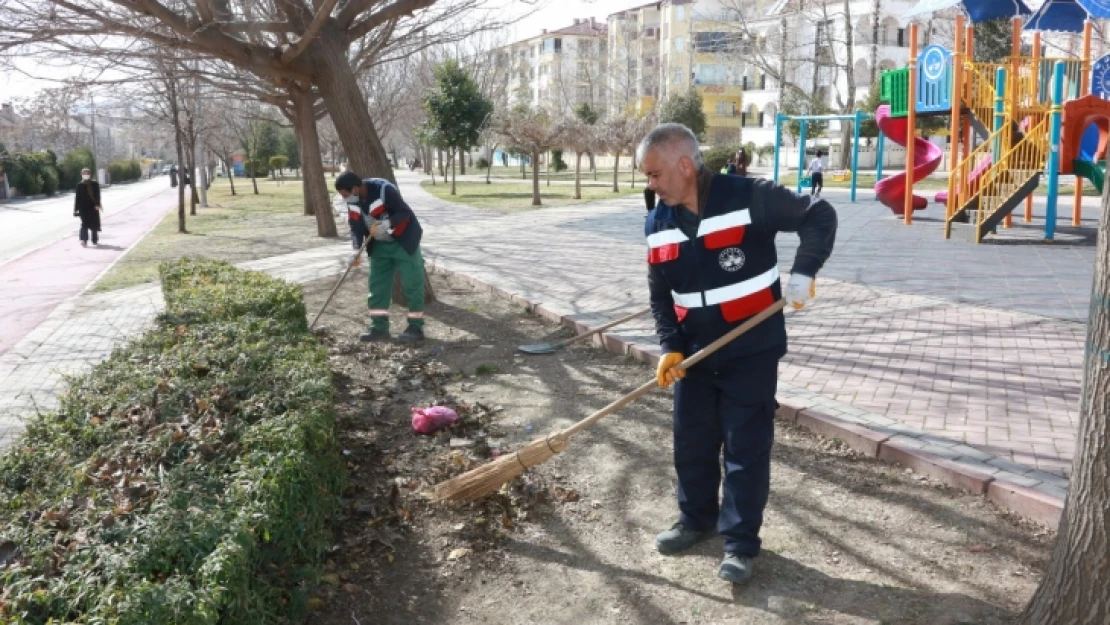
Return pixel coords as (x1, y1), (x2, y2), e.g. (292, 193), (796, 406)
(401, 172), (1088, 501)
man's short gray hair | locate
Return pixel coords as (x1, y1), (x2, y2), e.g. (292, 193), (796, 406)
(636, 123), (704, 168)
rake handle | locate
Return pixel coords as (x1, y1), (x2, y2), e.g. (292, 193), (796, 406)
(553, 306), (652, 348)
(310, 235), (372, 330)
(560, 299), (786, 438)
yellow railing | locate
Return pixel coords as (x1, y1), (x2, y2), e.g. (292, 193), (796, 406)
(965, 62), (1004, 129)
(951, 123), (1008, 216)
(1010, 57), (1052, 117)
(974, 116), (1050, 235)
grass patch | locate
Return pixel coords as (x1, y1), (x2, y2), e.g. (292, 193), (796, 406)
(420, 180), (639, 212)
(94, 178), (338, 292)
(468, 165), (644, 185)
(475, 363), (500, 376)
(0, 258), (343, 624)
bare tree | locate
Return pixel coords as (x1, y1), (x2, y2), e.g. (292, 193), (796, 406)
(0, 0), (514, 185)
(561, 117), (605, 200)
(601, 113), (651, 193)
(496, 105), (564, 206)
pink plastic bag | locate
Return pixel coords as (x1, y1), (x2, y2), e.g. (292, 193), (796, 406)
(411, 406), (459, 434)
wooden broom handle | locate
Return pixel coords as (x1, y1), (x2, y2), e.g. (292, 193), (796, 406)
(560, 299), (787, 438)
(554, 306), (652, 348)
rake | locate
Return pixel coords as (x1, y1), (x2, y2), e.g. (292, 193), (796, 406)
(309, 236), (371, 330)
(517, 307), (651, 355)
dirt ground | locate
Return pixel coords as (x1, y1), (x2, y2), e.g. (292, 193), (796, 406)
(301, 271), (1052, 625)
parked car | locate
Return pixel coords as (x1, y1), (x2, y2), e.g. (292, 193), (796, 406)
(161, 165), (172, 175)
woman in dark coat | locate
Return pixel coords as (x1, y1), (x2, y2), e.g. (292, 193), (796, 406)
(73, 167), (102, 247)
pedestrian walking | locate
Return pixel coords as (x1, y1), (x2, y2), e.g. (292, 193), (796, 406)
(73, 168), (102, 247)
(806, 150), (825, 198)
(735, 148), (749, 177)
(640, 123), (837, 584)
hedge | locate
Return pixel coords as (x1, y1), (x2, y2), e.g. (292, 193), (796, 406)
(0, 259), (343, 624)
(109, 159), (143, 184)
(0, 151), (60, 197)
(59, 148), (96, 189)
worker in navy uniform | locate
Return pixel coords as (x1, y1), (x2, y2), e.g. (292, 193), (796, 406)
(640, 123), (836, 584)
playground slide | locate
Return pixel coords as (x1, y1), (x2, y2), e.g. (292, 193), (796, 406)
(1073, 158), (1105, 194)
(934, 155), (991, 204)
(873, 105), (944, 215)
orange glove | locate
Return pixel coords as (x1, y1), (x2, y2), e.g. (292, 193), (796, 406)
(656, 352), (686, 388)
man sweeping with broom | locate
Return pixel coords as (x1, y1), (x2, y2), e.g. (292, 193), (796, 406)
(335, 171), (427, 344)
(640, 123), (837, 584)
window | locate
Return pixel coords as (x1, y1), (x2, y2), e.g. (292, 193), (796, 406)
(674, 36), (685, 52)
(543, 38), (562, 54)
(578, 61), (591, 80)
(579, 40), (593, 56)
(897, 28), (905, 47)
(577, 86), (590, 101)
(675, 5), (684, 21)
(673, 67), (682, 84)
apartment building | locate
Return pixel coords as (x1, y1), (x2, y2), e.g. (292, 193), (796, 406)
(493, 18), (609, 116)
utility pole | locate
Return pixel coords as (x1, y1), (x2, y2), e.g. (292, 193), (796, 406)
(89, 96), (99, 181)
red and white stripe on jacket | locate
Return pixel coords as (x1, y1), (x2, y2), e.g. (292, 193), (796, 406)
(647, 229), (689, 264)
(671, 266), (779, 322)
(695, 209), (750, 249)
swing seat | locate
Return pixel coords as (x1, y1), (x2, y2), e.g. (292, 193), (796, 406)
(799, 176), (812, 186)
(831, 170), (851, 182)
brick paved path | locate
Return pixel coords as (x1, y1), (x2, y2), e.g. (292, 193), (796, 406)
(401, 172), (1086, 500)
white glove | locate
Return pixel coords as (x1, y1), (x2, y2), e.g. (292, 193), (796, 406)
(785, 274), (815, 309)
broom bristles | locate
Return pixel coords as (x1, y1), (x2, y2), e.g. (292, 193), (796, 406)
(432, 433), (569, 502)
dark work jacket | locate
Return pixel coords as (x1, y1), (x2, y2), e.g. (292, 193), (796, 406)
(645, 169), (837, 368)
(348, 178), (423, 255)
(74, 180), (102, 232)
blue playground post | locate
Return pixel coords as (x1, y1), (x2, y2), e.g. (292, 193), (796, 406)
(773, 112), (783, 184)
(1046, 61), (1066, 241)
(851, 110), (862, 203)
(992, 68), (1006, 161)
(796, 120), (808, 195)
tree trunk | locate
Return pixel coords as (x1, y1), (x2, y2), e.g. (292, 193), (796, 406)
(250, 166), (259, 194)
(1019, 187), (1110, 625)
(546, 151), (551, 187)
(438, 149), (445, 180)
(290, 85), (337, 237)
(631, 151), (637, 189)
(451, 152), (457, 196)
(225, 159), (236, 196)
(612, 153), (621, 192)
(840, 121), (854, 169)
(168, 76), (187, 234)
(531, 149), (541, 206)
(309, 37), (393, 183)
(459, 147), (465, 175)
(574, 151), (582, 200)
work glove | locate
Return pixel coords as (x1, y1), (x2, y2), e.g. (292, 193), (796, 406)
(369, 218), (393, 241)
(656, 352), (686, 388)
(785, 274), (816, 310)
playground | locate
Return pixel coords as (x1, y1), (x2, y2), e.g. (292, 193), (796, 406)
(774, 2), (1110, 244)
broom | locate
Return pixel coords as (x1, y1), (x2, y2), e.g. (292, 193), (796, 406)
(431, 298), (788, 502)
(309, 235), (372, 330)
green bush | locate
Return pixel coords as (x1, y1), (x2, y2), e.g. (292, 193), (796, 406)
(476, 156), (491, 170)
(60, 147), (96, 189)
(551, 149), (568, 172)
(109, 159), (142, 184)
(703, 145), (739, 173)
(41, 165), (59, 196)
(0, 259), (342, 625)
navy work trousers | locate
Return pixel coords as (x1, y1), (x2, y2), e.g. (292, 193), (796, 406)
(672, 353), (778, 556)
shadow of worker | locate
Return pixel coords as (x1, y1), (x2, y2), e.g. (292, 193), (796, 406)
(730, 551), (1015, 624)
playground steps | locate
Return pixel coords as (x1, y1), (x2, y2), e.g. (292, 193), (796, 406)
(948, 172), (1041, 243)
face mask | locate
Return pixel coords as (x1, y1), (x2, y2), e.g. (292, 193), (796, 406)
(82, 174), (91, 181)
(345, 195), (360, 205)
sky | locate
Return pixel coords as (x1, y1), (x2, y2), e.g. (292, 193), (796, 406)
(510, 0), (646, 40)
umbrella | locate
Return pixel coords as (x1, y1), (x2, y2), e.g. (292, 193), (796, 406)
(1026, 0), (1089, 32)
(902, 0), (1032, 22)
(1076, 0), (1110, 19)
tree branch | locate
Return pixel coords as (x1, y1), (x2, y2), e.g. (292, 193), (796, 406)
(347, 0), (437, 42)
(281, 0), (340, 63)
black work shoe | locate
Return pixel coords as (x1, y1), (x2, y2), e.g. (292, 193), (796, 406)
(359, 329), (390, 343)
(397, 325), (425, 344)
(654, 522), (713, 555)
(718, 552), (754, 584)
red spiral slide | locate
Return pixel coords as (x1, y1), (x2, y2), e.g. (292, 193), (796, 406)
(873, 104), (943, 215)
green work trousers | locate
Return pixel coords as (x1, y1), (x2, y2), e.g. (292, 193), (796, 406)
(367, 241), (425, 332)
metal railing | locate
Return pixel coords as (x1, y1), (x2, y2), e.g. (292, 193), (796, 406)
(951, 122), (1007, 216)
(975, 116), (1049, 230)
